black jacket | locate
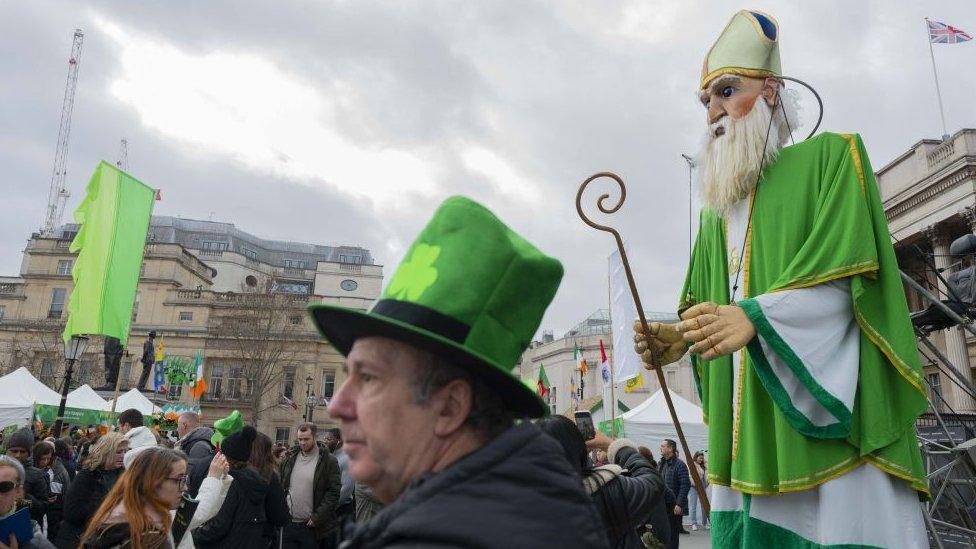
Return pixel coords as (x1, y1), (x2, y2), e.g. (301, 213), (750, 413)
(80, 522), (171, 549)
(24, 464), (51, 524)
(192, 466), (289, 549)
(659, 456), (691, 515)
(55, 468), (119, 549)
(279, 441), (341, 539)
(177, 426), (215, 497)
(343, 422), (609, 549)
(585, 442), (670, 549)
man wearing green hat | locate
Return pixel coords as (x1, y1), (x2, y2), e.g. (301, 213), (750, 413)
(311, 196), (607, 548)
(634, 9), (928, 548)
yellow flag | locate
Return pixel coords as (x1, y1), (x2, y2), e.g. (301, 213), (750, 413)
(624, 373), (644, 393)
(155, 337), (165, 362)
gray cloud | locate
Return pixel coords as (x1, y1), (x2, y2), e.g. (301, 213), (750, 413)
(2, 1), (974, 337)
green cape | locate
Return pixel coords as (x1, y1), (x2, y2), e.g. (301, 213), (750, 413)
(681, 132), (928, 496)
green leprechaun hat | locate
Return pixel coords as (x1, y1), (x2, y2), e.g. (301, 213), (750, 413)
(308, 196), (563, 417)
(701, 9), (781, 90)
(211, 410), (243, 447)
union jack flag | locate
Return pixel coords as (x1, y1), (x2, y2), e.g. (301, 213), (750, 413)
(927, 18), (972, 44)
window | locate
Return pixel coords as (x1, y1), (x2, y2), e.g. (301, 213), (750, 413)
(208, 364), (225, 399)
(48, 288), (67, 319)
(57, 260), (73, 276)
(77, 359), (94, 387)
(549, 386), (558, 414)
(337, 254), (361, 264)
(179, 311), (193, 322)
(282, 367), (296, 399)
(227, 365), (244, 400)
(120, 361), (132, 390)
(168, 383), (183, 400)
(321, 370), (336, 401)
(240, 246), (258, 259)
(927, 373), (944, 412)
(289, 315), (302, 325)
(140, 262), (147, 277)
(39, 359), (54, 387)
(202, 241), (228, 251)
(275, 428), (290, 444)
(283, 259), (307, 269)
(132, 291), (141, 322)
(0, 305), (5, 322)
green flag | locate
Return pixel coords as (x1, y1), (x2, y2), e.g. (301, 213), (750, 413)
(536, 363), (550, 398)
(63, 161), (155, 345)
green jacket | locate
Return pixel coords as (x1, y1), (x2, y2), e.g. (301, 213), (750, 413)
(279, 441), (341, 539)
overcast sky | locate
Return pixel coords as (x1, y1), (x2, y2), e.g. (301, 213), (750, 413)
(2, 1), (974, 337)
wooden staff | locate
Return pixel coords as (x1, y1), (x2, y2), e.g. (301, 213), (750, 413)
(576, 172), (710, 515)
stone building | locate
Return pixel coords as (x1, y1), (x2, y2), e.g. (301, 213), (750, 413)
(0, 218), (383, 442)
(877, 128), (976, 413)
(518, 309), (698, 425)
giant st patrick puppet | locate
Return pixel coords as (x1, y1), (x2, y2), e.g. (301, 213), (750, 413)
(634, 10), (929, 548)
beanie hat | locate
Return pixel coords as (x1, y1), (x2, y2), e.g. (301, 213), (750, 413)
(122, 426), (159, 469)
(221, 425), (256, 462)
(5, 428), (33, 452)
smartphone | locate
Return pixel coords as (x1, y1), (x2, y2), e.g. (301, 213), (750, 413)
(574, 410), (596, 441)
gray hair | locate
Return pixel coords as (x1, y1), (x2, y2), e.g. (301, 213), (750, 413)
(0, 456), (25, 484)
(178, 412), (200, 428)
(410, 352), (514, 441)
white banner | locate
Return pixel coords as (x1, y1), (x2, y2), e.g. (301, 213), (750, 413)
(609, 249), (641, 383)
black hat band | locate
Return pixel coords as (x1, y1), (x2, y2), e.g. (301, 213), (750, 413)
(371, 299), (471, 344)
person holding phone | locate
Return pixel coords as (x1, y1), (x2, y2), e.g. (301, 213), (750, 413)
(538, 415), (670, 548)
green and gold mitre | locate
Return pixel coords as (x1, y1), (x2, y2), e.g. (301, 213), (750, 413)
(701, 9), (781, 90)
(309, 196), (564, 417)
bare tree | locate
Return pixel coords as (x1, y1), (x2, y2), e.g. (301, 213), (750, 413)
(207, 277), (310, 424)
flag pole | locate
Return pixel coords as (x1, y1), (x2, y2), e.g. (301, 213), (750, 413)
(607, 270), (617, 437)
(925, 18), (950, 140)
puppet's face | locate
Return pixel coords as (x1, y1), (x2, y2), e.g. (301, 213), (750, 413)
(699, 75), (775, 138)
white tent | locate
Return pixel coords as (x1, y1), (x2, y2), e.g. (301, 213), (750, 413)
(105, 388), (160, 415)
(66, 384), (109, 410)
(620, 389), (709, 459)
(0, 367), (63, 430)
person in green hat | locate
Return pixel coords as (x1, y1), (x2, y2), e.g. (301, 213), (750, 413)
(634, 9), (927, 548)
(311, 196), (608, 548)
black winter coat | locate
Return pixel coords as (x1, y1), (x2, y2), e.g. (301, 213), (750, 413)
(343, 423), (609, 549)
(192, 466), (289, 549)
(24, 464), (50, 523)
(177, 426), (215, 498)
(55, 469), (118, 549)
(659, 456), (690, 515)
(585, 443), (670, 549)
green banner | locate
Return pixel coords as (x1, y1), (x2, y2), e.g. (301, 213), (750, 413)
(63, 161), (155, 345)
(161, 403), (200, 416)
(33, 404), (115, 428)
(598, 418), (624, 437)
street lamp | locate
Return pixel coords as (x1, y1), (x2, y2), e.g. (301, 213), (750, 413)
(681, 153), (696, 257)
(303, 375), (313, 423)
(306, 390), (317, 423)
(53, 335), (90, 437)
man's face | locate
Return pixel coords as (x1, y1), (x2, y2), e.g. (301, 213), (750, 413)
(328, 337), (449, 502)
(297, 429), (316, 454)
(177, 418), (191, 438)
(6, 448), (28, 465)
(659, 442), (672, 459)
(699, 75), (768, 131)
(323, 432), (339, 452)
(119, 423), (131, 435)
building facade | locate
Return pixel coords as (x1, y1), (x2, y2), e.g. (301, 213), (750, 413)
(518, 309), (698, 425)
(877, 128), (976, 413)
(0, 218), (383, 441)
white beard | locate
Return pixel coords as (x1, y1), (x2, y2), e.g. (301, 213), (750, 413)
(697, 93), (797, 216)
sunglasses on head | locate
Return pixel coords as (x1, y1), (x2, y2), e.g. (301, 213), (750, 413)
(0, 481), (18, 494)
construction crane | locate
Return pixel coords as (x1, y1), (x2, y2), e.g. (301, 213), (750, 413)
(116, 138), (129, 172)
(42, 29), (84, 236)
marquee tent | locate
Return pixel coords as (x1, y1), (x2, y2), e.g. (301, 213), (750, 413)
(105, 388), (160, 416)
(0, 368), (62, 430)
(67, 384), (109, 410)
(619, 389), (709, 459)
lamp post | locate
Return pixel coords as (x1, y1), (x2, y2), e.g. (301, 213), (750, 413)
(681, 153), (696, 257)
(302, 375), (312, 422)
(307, 390), (317, 423)
(53, 335), (90, 437)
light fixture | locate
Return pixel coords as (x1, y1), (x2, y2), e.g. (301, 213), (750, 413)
(65, 335), (90, 361)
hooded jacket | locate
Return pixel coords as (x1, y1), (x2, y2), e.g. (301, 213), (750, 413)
(191, 466), (288, 549)
(343, 422), (609, 549)
(178, 427), (215, 498)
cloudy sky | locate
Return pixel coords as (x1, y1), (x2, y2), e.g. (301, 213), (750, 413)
(2, 1), (974, 337)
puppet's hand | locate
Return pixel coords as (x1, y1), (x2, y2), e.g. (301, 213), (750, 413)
(634, 321), (687, 368)
(676, 302), (755, 360)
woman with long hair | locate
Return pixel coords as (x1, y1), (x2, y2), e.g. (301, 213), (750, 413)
(80, 447), (187, 549)
(55, 433), (128, 549)
(248, 432), (290, 546)
(538, 415), (670, 549)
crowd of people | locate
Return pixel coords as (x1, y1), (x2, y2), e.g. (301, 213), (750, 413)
(0, 400), (707, 549)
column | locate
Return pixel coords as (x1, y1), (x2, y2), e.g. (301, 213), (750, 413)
(926, 224), (976, 412)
